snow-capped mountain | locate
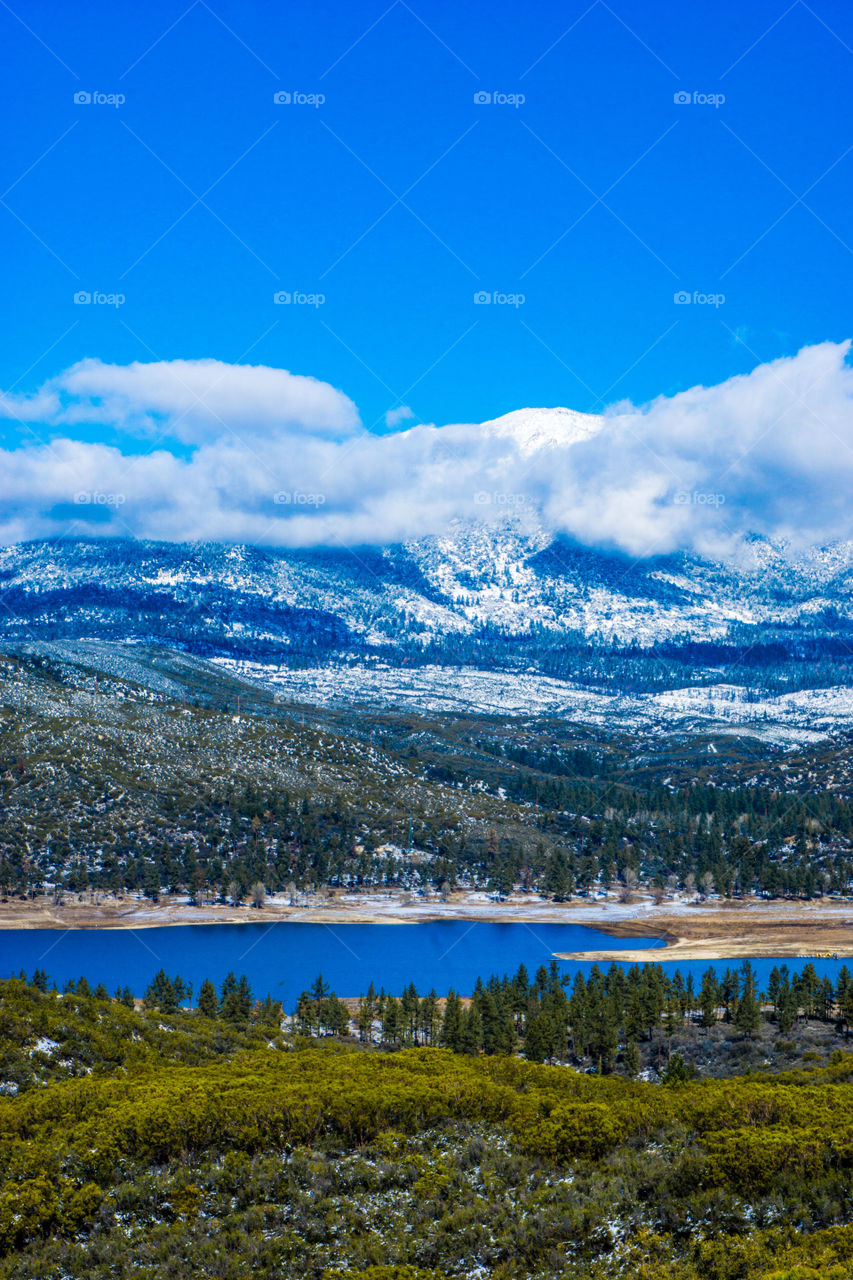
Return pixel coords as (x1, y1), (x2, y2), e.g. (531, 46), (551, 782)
(478, 406), (603, 456)
(0, 522), (851, 661)
(0, 404), (851, 731)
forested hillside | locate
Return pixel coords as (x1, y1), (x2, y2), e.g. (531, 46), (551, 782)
(2, 645), (853, 906)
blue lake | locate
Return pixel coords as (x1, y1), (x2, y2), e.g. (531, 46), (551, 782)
(0, 922), (847, 1007)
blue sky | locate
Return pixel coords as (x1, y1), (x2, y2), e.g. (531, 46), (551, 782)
(3, 0), (852, 434)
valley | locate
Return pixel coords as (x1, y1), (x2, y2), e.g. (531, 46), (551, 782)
(1, 623), (852, 962)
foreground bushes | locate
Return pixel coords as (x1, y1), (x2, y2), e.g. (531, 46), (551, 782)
(5, 975), (853, 1276)
(5, 1045), (853, 1264)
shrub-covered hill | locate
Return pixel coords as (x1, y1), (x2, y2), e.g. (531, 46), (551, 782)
(0, 975), (285, 1094)
(5, 979), (853, 1276)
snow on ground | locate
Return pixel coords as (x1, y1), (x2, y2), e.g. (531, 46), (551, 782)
(210, 657), (845, 744)
(31, 1036), (60, 1055)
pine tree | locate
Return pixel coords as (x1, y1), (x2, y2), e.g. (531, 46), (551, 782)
(220, 971), (249, 1022)
(624, 988), (647, 1042)
(459, 1003), (483, 1055)
(419, 991), (440, 1045)
(357, 992), (375, 1042)
(523, 1008), (549, 1062)
(198, 977), (219, 1019)
(325, 993), (350, 1037)
(734, 964), (762, 1038)
(400, 983), (420, 1045)
(440, 990), (463, 1050)
(587, 989), (619, 1071)
(721, 969), (740, 1023)
(700, 968), (719, 1029)
(382, 996), (401, 1047)
(237, 975), (254, 1020)
(777, 976), (797, 1034)
(546, 849), (573, 901)
(662, 1051), (692, 1083)
(258, 994), (281, 1026)
(295, 989), (319, 1036)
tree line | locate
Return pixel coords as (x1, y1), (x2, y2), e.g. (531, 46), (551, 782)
(294, 959), (853, 1073)
(48, 955), (853, 1076)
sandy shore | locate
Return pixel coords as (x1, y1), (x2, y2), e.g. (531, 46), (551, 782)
(0, 889), (642, 931)
(554, 902), (853, 962)
(1, 891), (852, 961)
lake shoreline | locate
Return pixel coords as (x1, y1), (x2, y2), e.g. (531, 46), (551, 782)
(555, 910), (853, 963)
(1, 892), (852, 961)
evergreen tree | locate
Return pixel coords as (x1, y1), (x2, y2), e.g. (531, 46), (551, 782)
(546, 849), (573, 901)
(236, 975), (253, 1020)
(662, 1051), (693, 1084)
(700, 967), (719, 1029)
(258, 994), (281, 1026)
(220, 972), (252, 1023)
(523, 1007), (550, 1063)
(382, 995), (402, 1047)
(144, 969), (189, 1013)
(357, 990), (375, 1042)
(459, 1003), (483, 1055)
(197, 978), (219, 1019)
(734, 963), (762, 1038)
(777, 975), (797, 1034)
(325, 993), (351, 1037)
(440, 990), (463, 1051)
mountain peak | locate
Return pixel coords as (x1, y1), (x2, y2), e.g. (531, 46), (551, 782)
(478, 406), (602, 456)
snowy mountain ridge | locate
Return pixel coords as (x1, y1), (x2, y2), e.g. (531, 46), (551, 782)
(0, 522), (851, 654)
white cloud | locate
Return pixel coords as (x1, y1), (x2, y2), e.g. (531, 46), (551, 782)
(385, 405), (415, 429)
(1, 343), (852, 555)
(0, 357), (360, 443)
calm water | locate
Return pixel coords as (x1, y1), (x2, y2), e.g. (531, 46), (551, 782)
(0, 922), (847, 1007)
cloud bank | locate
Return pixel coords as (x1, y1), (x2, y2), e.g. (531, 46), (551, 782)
(1, 342), (852, 556)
